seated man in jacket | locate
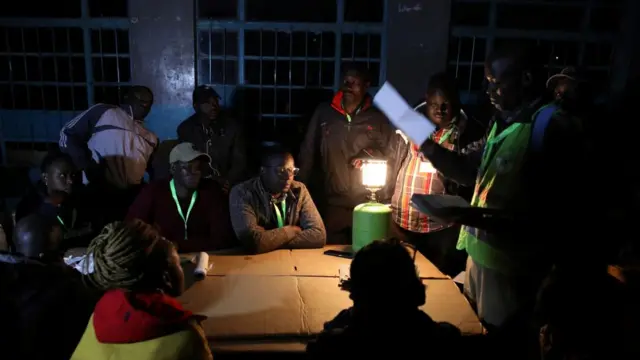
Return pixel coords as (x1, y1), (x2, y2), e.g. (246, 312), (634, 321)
(0, 214), (97, 360)
(72, 220), (212, 360)
(306, 239), (461, 358)
(15, 150), (100, 248)
(229, 149), (326, 254)
(126, 142), (236, 253)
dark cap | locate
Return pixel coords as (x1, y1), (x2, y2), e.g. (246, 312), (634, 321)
(546, 67), (585, 89)
(192, 85), (221, 105)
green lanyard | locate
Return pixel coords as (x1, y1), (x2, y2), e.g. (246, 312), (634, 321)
(169, 179), (198, 240)
(478, 121), (522, 174)
(56, 209), (77, 230)
(435, 128), (454, 145)
(342, 99), (363, 124)
(273, 200), (287, 228)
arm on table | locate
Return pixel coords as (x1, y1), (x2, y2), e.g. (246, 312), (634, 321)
(420, 136), (486, 187)
(229, 185), (300, 254)
(287, 183), (326, 249)
(297, 107), (321, 183)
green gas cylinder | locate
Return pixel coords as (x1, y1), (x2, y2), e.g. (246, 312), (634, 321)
(352, 202), (392, 252)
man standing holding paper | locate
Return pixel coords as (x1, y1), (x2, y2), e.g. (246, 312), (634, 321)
(376, 45), (588, 347)
(298, 66), (393, 245)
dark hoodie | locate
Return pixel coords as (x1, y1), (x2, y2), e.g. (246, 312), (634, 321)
(306, 307), (463, 358)
(71, 289), (212, 360)
(298, 91), (394, 208)
(0, 252), (98, 360)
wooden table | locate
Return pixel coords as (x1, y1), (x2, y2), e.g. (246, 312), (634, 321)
(179, 246), (483, 352)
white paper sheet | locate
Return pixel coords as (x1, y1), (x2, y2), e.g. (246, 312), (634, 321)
(374, 82), (436, 146)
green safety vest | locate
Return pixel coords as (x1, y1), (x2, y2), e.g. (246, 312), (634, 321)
(457, 105), (557, 273)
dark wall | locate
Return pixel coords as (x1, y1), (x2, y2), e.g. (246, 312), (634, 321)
(386, 0), (451, 103)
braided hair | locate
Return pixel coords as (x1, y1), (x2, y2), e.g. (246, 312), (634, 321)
(85, 220), (173, 291)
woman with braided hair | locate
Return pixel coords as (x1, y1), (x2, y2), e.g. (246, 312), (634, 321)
(72, 220), (213, 360)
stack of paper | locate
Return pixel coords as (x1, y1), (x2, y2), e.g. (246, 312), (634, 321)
(374, 82), (436, 146)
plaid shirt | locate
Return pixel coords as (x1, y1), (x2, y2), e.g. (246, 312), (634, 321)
(391, 126), (458, 233)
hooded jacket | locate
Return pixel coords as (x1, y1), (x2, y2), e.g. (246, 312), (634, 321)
(0, 252), (98, 360)
(72, 289), (212, 360)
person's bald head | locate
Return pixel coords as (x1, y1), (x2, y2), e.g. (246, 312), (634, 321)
(123, 85), (153, 121)
(13, 214), (63, 261)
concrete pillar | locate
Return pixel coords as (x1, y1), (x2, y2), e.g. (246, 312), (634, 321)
(128, 0), (196, 140)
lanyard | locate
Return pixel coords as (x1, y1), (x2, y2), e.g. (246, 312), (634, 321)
(435, 128), (454, 145)
(169, 179), (198, 240)
(342, 99), (363, 123)
(478, 121), (522, 174)
(273, 200), (287, 228)
(56, 208), (77, 230)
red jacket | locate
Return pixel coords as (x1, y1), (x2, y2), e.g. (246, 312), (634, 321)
(126, 179), (237, 252)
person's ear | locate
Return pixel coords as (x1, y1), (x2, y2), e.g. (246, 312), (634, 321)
(170, 163), (177, 176)
(42, 172), (48, 186)
(162, 270), (173, 292)
(522, 71), (533, 88)
(260, 166), (265, 174)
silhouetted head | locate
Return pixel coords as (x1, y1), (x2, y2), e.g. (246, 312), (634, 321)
(546, 67), (592, 112)
(425, 72), (461, 127)
(341, 65), (371, 106)
(123, 86), (153, 121)
(260, 149), (297, 196)
(192, 85), (221, 122)
(13, 213), (63, 262)
(41, 150), (76, 199)
(86, 220), (185, 297)
(348, 239), (425, 310)
(485, 44), (544, 112)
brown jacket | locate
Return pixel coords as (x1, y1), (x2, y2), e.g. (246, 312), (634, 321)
(229, 177), (326, 254)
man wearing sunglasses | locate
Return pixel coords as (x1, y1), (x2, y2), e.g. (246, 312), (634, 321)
(229, 149), (326, 254)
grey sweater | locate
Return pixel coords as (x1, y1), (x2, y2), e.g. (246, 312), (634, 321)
(229, 177), (326, 254)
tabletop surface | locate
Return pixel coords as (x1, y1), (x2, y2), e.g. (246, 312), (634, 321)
(186, 244), (448, 280)
(178, 245), (483, 351)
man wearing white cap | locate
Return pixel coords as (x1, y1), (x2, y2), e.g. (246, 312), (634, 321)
(126, 142), (237, 252)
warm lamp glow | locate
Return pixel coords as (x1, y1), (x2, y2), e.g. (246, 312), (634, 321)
(361, 159), (387, 189)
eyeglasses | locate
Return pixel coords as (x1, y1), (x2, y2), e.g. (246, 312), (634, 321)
(268, 166), (299, 177)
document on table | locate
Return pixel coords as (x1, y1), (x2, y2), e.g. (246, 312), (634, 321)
(374, 82), (436, 146)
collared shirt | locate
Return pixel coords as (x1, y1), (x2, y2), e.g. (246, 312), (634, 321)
(391, 126), (459, 233)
